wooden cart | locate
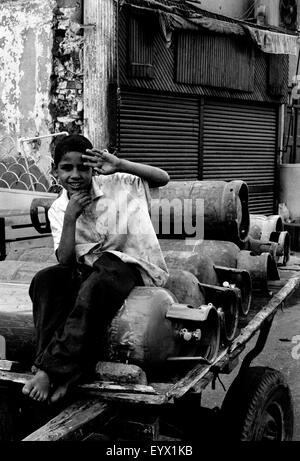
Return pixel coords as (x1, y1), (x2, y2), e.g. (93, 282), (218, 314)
(0, 265), (299, 442)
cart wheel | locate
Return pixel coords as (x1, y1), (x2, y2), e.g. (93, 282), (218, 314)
(221, 366), (294, 441)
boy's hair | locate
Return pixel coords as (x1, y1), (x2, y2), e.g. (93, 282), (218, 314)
(54, 134), (93, 166)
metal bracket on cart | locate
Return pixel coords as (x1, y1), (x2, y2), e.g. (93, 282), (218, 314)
(238, 313), (275, 376)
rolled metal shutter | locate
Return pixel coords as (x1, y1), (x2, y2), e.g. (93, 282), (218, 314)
(119, 91), (200, 179)
(202, 100), (277, 214)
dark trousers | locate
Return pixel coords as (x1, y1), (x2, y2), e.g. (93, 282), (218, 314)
(29, 252), (142, 384)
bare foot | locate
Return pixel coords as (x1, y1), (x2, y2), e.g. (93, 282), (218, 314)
(50, 382), (70, 403)
(22, 369), (51, 402)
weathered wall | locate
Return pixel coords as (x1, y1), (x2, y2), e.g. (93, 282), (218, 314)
(0, 0), (56, 158)
(84, 0), (117, 150)
(192, 0), (251, 19)
(0, 0), (85, 175)
(52, 0), (84, 135)
(255, 0), (280, 26)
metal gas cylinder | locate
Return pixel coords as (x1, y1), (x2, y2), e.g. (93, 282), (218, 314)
(163, 238), (288, 313)
(107, 287), (220, 367)
(237, 250), (280, 292)
(243, 236), (278, 261)
(162, 248), (219, 286)
(164, 269), (206, 306)
(160, 239), (240, 270)
(268, 231), (290, 266)
(249, 214), (283, 240)
(165, 269), (238, 343)
(244, 234), (290, 266)
(163, 252), (242, 335)
(152, 180), (249, 245)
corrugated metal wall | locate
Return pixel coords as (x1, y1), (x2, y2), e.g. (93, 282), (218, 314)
(119, 7), (289, 104)
(202, 100), (277, 214)
(116, 8), (284, 214)
(127, 12), (154, 78)
(119, 91), (200, 179)
(176, 32), (254, 92)
(119, 91), (278, 214)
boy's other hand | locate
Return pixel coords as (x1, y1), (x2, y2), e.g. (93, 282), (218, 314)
(65, 191), (92, 219)
(83, 148), (120, 175)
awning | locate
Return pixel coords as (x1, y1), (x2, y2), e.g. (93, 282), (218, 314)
(121, 0), (300, 55)
(245, 26), (299, 55)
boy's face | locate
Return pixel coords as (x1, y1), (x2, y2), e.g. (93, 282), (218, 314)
(56, 151), (93, 197)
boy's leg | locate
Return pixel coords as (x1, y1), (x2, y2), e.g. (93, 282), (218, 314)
(34, 253), (141, 393)
(23, 264), (79, 401)
(29, 264), (80, 362)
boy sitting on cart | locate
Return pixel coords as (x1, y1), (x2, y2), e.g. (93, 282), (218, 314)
(22, 134), (169, 403)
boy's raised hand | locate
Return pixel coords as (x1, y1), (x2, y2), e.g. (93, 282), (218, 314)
(65, 191), (92, 219)
(83, 148), (119, 175)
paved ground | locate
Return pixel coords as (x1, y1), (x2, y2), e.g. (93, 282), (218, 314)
(202, 268), (300, 440)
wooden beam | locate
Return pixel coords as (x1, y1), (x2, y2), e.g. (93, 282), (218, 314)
(81, 391), (168, 405)
(79, 382), (157, 395)
(0, 371), (157, 395)
(279, 266), (300, 271)
(165, 349), (228, 401)
(0, 371), (166, 405)
(229, 274), (300, 355)
(0, 370), (31, 384)
(22, 399), (111, 441)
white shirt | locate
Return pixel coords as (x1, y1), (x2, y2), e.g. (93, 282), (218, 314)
(48, 173), (169, 287)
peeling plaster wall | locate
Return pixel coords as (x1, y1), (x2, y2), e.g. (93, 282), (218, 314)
(191, 0), (251, 19)
(52, 0), (84, 135)
(0, 0), (56, 159)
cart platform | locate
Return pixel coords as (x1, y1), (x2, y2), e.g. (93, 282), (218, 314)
(0, 263), (299, 441)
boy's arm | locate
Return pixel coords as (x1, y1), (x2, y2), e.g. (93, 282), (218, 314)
(118, 158), (169, 188)
(56, 215), (77, 265)
(56, 192), (92, 265)
(83, 149), (170, 188)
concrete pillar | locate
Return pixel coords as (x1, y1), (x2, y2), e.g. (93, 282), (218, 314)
(83, 0), (117, 149)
